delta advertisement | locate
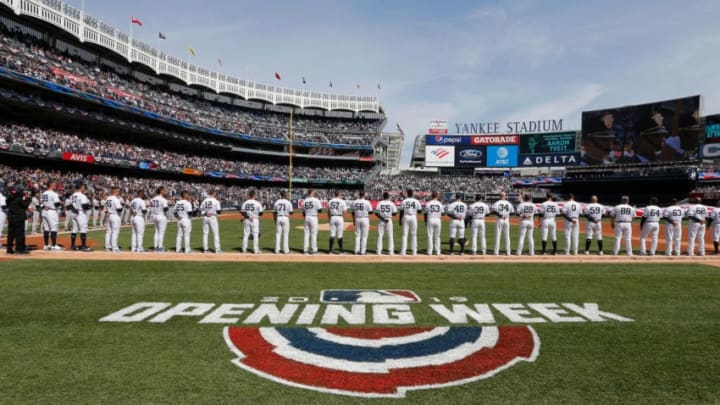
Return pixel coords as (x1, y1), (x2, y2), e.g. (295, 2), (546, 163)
(518, 131), (580, 167)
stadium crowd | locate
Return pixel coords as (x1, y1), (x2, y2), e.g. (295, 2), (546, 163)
(0, 26), (382, 145)
(365, 174), (512, 198)
(0, 124), (370, 182)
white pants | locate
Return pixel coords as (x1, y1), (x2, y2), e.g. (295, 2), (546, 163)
(541, 219), (557, 241)
(517, 219), (534, 255)
(470, 219), (486, 254)
(401, 215), (418, 255)
(329, 216), (344, 239)
(449, 219), (465, 239)
(64, 210), (73, 231)
(243, 218), (260, 253)
(203, 215), (220, 252)
(687, 222), (706, 256)
(92, 207), (99, 228)
(354, 218), (370, 254)
(640, 222), (659, 255)
(713, 223), (720, 243)
(0, 212), (5, 243)
(586, 221), (602, 241)
(105, 214), (121, 250)
(30, 211), (40, 234)
(72, 212), (89, 234)
(153, 215), (167, 249)
(42, 209), (59, 232)
(665, 221), (682, 255)
(377, 219), (394, 254)
(275, 216), (290, 254)
(131, 215), (145, 251)
(495, 217), (511, 255)
(303, 216), (318, 253)
(99, 209), (106, 229)
(176, 218), (192, 253)
(426, 218), (441, 255)
(613, 222), (633, 256)
(564, 220), (579, 254)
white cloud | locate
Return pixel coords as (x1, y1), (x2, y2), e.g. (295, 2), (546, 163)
(466, 6), (508, 21)
(502, 83), (605, 125)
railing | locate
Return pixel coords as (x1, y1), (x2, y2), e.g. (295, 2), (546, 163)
(0, 0), (381, 113)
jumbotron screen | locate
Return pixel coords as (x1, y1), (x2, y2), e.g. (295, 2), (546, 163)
(581, 95), (701, 165)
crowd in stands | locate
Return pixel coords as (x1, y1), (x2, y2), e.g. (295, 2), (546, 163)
(365, 174), (512, 199)
(565, 163), (696, 180)
(0, 124), (370, 182)
(0, 26), (382, 145)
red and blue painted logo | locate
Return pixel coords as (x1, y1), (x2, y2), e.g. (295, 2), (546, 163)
(224, 325), (540, 398)
(432, 149), (450, 159)
(320, 289), (421, 303)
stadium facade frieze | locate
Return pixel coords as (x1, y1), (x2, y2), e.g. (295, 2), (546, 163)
(454, 119), (564, 135)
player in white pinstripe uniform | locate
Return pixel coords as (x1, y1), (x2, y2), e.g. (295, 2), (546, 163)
(515, 193), (536, 256)
(540, 193), (559, 255)
(399, 189), (421, 256)
(273, 191), (293, 254)
(468, 194), (490, 255)
(327, 190), (347, 254)
(639, 197), (662, 256)
(242, 190), (264, 254)
(662, 199), (684, 256)
(446, 194), (468, 255)
(492, 191), (514, 256)
(562, 194), (582, 255)
(583, 195), (605, 255)
(375, 192), (398, 255)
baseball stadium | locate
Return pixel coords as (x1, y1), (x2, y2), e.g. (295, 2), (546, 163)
(1, 1), (720, 404)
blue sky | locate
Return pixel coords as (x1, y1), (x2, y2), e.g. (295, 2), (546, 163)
(68, 0), (720, 165)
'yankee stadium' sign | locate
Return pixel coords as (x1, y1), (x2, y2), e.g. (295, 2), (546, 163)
(455, 119), (564, 135)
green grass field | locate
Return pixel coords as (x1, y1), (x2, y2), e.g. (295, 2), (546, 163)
(2, 218), (719, 404)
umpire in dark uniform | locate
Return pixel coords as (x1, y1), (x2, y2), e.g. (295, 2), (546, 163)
(5, 184), (32, 254)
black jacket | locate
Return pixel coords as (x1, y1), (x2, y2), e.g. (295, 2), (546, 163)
(6, 191), (31, 223)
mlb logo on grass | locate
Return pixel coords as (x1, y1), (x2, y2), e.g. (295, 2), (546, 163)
(320, 289), (421, 304)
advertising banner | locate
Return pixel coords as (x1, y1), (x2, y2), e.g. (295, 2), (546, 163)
(454, 146), (486, 166)
(519, 131), (576, 155)
(182, 168), (203, 176)
(425, 134), (518, 146)
(428, 120), (449, 135)
(425, 145), (456, 167)
(486, 145), (518, 167)
(704, 114), (720, 144)
(61, 151), (95, 164)
(581, 95), (701, 165)
(518, 153), (581, 167)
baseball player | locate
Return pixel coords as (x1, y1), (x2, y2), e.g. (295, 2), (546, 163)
(242, 190), (264, 254)
(327, 190), (348, 254)
(63, 193), (74, 232)
(351, 191), (373, 255)
(92, 194), (100, 228)
(104, 186), (124, 253)
(710, 201), (720, 255)
(375, 192), (398, 255)
(639, 197), (662, 256)
(424, 192), (444, 256)
(98, 192), (108, 229)
(399, 189), (421, 256)
(129, 190), (148, 253)
(0, 189), (5, 249)
(200, 190), (222, 253)
(70, 183), (92, 252)
(149, 187), (169, 252)
(273, 190), (293, 254)
(583, 195), (605, 255)
(28, 191), (40, 235)
(562, 194), (582, 255)
(468, 194), (490, 255)
(302, 189), (322, 255)
(611, 195), (634, 256)
(173, 191), (193, 254)
(662, 198), (684, 256)
(40, 182), (63, 251)
(540, 193), (559, 255)
(686, 197), (707, 256)
(492, 191), (514, 256)
(121, 195), (132, 225)
(446, 193), (468, 255)
(516, 193), (536, 256)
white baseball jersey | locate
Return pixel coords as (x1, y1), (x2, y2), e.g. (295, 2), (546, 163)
(0, 193), (5, 209)
(469, 201), (490, 219)
(563, 201), (582, 220)
(242, 199), (264, 220)
(425, 200), (444, 220)
(130, 198), (147, 216)
(492, 199), (514, 218)
(303, 197), (322, 216)
(41, 190), (61, 210)
(447, 201), (468, 220)
(516, 201), (536, 219)
(376, 200), (397, 220)
(328, 198), (348, 216)
(642, 205), (662, 223)
(71, 192), (90, 213)
(663, 205), (685, 224)
(540, 201), (559, 219)
(105, 196), (124, 216)
(583, 203), (605, 222)
(401, 198), (422, 216)
(686, 204), (708, 222)
(150, 195), (169, 216)
(273, 199), (293, 216)
(711, 208), (720, 226)
(200, 197), (221, 216)
(351, 199), (373, 219)
(612, 204), (635, 222)
(173, 200), (193, 220)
